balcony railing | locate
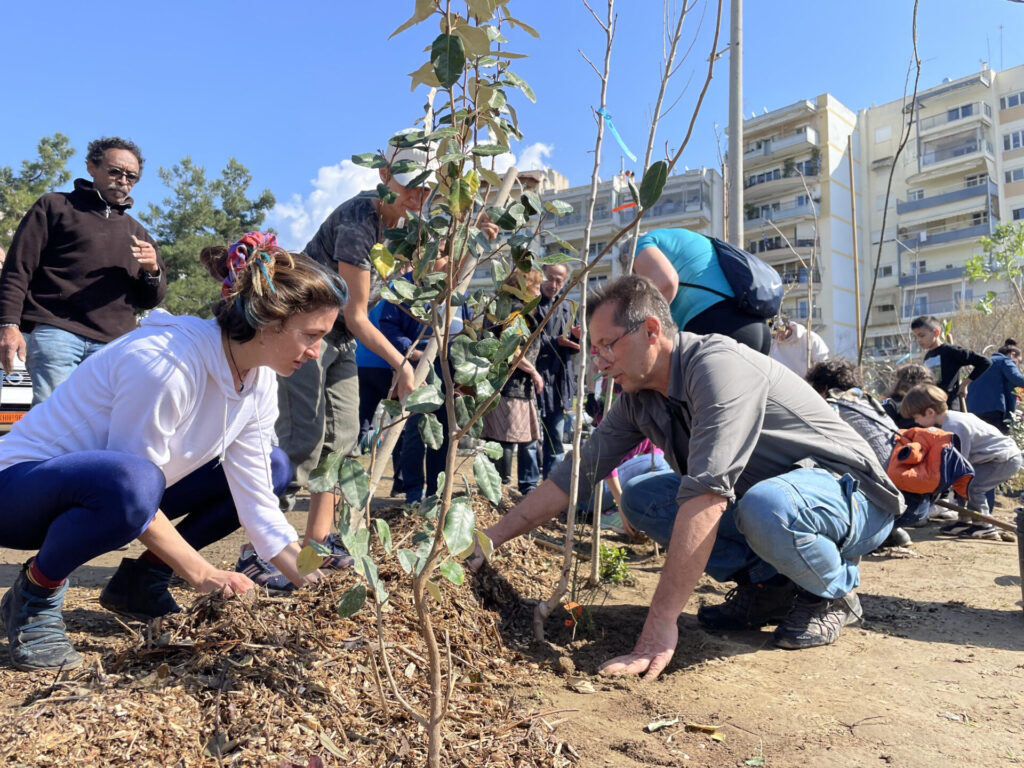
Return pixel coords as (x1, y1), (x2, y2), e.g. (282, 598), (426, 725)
(897, 219), (993, 255)
(901, 297), (970, 318)
(745, 201), (817, 224)
(920, 139), (993, 167)
(918, 102), (992, 132)
(743, 127), (818, 160)
(896, 178), (997, 214)
(897, 265), (965, 287)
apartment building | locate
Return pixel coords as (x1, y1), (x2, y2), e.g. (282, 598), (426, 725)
(858, 63), (1024, 360)
(468, 166), (724, 299)
(742, 94), (860, 356)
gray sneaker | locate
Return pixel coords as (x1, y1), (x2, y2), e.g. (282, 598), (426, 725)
(773, 590), (862, 650)
(1, 563), (83, 672)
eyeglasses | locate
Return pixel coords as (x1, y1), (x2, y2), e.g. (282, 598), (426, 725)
(590, 322), (643, 364)
(106, 166), (140, 184)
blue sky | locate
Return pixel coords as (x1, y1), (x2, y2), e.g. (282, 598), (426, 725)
(2, 0), (1021, 248)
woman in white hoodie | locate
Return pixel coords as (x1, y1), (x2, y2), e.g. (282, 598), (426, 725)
(0, 233), (345, 672)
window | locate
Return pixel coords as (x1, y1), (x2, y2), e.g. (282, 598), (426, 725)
(1006, 167), (1024, 184)
(1000, 91), (1023, 110)
(972, 211), (989, 226)
(947, 103), (974, 122)
(1013, 207), (1024, 221)
(1004, 130), (1024, 151)
(881, 265), (893, 277)
(907, 188), (925, 201)
(964, 173), (987, 187)
(878, 303), (896, 313)
(875, 125), (892, 143)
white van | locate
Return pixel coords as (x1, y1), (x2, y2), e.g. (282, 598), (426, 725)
(0, 359), (32, 434)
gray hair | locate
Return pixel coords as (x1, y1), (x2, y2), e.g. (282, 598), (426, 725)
(587, 274), (677, 337)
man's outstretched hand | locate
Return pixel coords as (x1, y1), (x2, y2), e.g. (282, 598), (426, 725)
(597, 615), (678, 681)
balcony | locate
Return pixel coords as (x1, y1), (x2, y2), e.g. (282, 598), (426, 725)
(896, 219), (993, 256)
(918, 101), (992, 134)
(919, 138), (994, 168)
(900, 297), (969, 319)
(791, 306), (822, 321)
(749, 237), (817, 260)
(897, 265), (965, 287)
(896, 178), (997, 214)
(744, 127), (818, 161)
(745, 201), (817, 226)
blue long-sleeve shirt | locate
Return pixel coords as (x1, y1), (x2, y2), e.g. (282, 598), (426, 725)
(965, 353), (1024, 420)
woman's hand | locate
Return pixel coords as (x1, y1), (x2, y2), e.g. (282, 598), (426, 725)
(531, 370), (544, 393)
(393, 358), (416, 400)
(194, 569), (255, 596)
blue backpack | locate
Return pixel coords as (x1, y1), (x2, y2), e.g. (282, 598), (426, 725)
(678, 237), (783, 319)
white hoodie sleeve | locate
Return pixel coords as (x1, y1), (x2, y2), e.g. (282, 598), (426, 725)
(222, 373), (298, 561)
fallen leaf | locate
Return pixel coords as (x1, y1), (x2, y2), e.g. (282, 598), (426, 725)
(567, 676), (596, 694)
(644, 717), (679, 733)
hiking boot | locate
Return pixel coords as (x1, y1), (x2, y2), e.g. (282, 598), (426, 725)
(318, 533), (355, 570)
(773, 590), (862, 650)
(938, 520), (973, 537)
(1, 563), (83, 671)
(956, 524), (1000, 541)
(235, 546), (295, 594)
(99, 557), (181, 622)
(877, 526), (912, 549)
(697, 576), (797, 631)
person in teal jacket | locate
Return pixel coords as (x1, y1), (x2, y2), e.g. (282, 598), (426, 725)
(631, 228), (771, 354)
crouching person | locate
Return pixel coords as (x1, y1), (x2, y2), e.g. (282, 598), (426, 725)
(474, 276), (902, 680)
(0, 237), (345, 671)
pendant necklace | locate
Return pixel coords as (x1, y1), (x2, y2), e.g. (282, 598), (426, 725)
(225, 336), (246, 393)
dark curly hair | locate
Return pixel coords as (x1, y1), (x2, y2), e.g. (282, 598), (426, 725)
(86, 136), (145, 173)
(805, 358), (861, 394)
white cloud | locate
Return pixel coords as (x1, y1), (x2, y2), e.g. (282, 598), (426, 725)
(271, 141), (554, 247)
(268, 160), (379, 249)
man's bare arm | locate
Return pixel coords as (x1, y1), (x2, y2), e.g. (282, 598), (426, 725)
(479, 480), (571, 555)
(599, 492), (727, 680)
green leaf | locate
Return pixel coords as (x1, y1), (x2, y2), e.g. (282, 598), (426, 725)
(443, 496), (475, 556)
(431, 33), (466, 89)
(471, 143), (510, 156)
(520, 190), (543, 216)
(405, 384), (444, 413)
(540, 252), (579, 266)
(361, 556), (387, 603)
(408, 60), (442, 91)
(482, 440), (503, 459)
(454, 355), (490, 385)
(296, 545), (325, 576)
(475, 529), (495, 560)
(440, 560), (465, 585)
(639, 161), (668, 209)
(380, 398), (403, 417)
(418, 494), (440, 521)
(351, 152), (387, 168)
(338, 459), (370, 509)
(376, 519), (393, 555)
(543, 199), (573, 217)
(454, 395), (471, 428)
(369, 243), (395, 279)
(541, 230), (578, 253)
(627, 173), (641, 205)
(342, 526), (370, 562)
(478, 167), (504, 189)
(453, 23), (491, 57)
(418, 412), (444, 450)
(397, 548), (418, 574)
(503, 69), (536, 103)
(745, 758), (765, 767)
(425, 580), (443, 602)
(506, 16), (541, 38)
(336, 584), (367, 619)
(390, 0), (434, 38)
(449, 177), (475, 216)
(473, 453), (503, 505)
(307, 450), (344, 494)
(486, 203), (526, 231)
(391, 279), (417, 300)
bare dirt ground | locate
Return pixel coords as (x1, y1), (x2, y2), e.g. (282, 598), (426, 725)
(2, 483), (1023, 767)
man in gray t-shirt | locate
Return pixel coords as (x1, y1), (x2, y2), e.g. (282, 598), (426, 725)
(474, 275), (902, 679)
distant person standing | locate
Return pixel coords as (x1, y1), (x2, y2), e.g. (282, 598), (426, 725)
(910, 315), (990, 408)
(0, 137), (166, 404)
(966, 339), (1024, 433)
(534, 263), (579, 478)
(769, 314), (829, 376)
(631, 228), (772, 354)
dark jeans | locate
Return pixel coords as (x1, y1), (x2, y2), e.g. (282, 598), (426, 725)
(684, 301), (772, 355)
(0, 447), (291, 582)
(539, 409), (566, 479)
(494, 440), (541, 494)
(400, 409), (450, 502)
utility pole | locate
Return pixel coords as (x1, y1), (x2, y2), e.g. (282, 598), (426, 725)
(727, 0), (743, 246)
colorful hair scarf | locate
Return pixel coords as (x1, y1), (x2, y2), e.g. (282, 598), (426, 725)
(223, 231), (279, 298)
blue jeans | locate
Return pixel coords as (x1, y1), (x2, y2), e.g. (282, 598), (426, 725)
(26, 325), (106, 405)
(619, 467), (894, 599)
(539, 409), (565, 479)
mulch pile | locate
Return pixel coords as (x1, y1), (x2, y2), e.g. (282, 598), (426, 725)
(0, 501), (585, 768)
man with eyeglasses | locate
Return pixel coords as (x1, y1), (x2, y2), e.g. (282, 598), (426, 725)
(0, 137), (165, 404)
(473, 274), (902, 679)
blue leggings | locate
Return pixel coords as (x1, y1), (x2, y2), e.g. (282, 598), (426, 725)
(0, 447), (291, 582)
